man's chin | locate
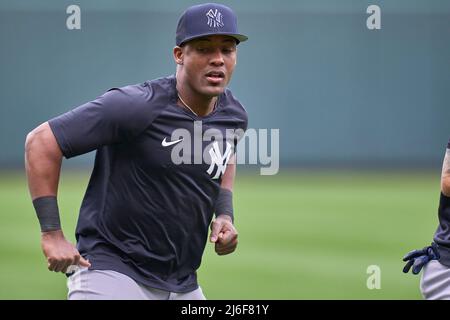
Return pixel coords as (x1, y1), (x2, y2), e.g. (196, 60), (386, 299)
(200, 85), (226, 97)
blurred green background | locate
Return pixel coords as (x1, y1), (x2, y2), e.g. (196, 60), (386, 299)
(0, 169), (440, 299)
(1, 0), (449, 299)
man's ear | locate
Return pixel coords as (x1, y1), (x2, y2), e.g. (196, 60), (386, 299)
(173, 46), (184, 65)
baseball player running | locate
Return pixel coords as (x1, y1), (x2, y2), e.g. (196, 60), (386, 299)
(24, 3), (248, 300)
(403, 138), (450, 299)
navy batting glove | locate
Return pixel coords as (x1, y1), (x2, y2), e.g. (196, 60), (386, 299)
(402, 243), (440, 275)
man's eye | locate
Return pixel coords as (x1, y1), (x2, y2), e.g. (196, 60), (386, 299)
(222, 47), (235, 54)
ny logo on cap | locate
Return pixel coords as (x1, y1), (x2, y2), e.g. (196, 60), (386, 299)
(206, 9), (224, 28)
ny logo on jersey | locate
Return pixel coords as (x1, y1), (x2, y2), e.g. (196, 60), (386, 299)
(206, 9), (224, 28)
(207, 141), (232, 179)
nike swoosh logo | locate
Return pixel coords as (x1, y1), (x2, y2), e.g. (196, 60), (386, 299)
(161, 137), (184, 147)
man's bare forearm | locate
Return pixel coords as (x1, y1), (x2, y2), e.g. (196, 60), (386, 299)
(441, 148), (450, 196)
(25, 122), (90, 272)
(25, 122), (63, 200)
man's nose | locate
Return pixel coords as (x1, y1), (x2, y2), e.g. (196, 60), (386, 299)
(210, 49), (224, 66)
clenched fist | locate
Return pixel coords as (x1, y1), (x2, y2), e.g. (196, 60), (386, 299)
(41, 230), (90, 273)
(210, 215), (238, 255)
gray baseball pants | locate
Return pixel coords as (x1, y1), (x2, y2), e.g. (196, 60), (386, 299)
(67, 267), (206, 300)
(420, 260), (450, 300)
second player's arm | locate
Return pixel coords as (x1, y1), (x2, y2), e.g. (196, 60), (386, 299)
(25, 122), (90, 272)
(442, 147), (450, 197)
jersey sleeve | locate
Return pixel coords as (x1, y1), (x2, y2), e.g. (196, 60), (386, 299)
(231, 99), (248, 152)
(233, 112), (248, 154)
(48, 84), (154, 159)
(221, 88), (248, 153)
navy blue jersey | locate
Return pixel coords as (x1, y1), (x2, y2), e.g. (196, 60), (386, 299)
(48, 75), (248, 292)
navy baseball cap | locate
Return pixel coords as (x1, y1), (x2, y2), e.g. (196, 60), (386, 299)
(176, 3), (248, 46)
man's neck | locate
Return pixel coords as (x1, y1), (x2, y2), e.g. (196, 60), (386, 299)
(176, 83), (217, 117)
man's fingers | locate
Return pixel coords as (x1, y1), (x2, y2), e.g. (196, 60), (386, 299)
(72, 254), (81, 266)
(217, 230), (237, 245)
(52, 260), (65, 273)
(61, 260), (73, 274)
(210, 220), (224, 243)
(403, 249), (424, 261)
(215, 239), (238, 254)
(47, 253), (90, 273)
(59, 258), (73, 273)
(79, 256), (91, 267)
(402, 259), (414, 273)
(48, 258), (62, 272)
(216, 237), (238, 250)
(215, 230), (238, 255)
(412, 256), (429, 274)
(216, 246), (237, 255)
(211, 232), (224, 244)
(47, 258), (57, 272)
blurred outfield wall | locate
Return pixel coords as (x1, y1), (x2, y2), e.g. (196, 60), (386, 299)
(1, 0), (449, 168)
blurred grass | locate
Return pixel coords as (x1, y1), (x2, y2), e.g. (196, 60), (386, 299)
(0, 169), (440, 299)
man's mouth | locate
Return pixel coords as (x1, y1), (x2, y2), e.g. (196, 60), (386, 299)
(205, 71), (225, 84)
